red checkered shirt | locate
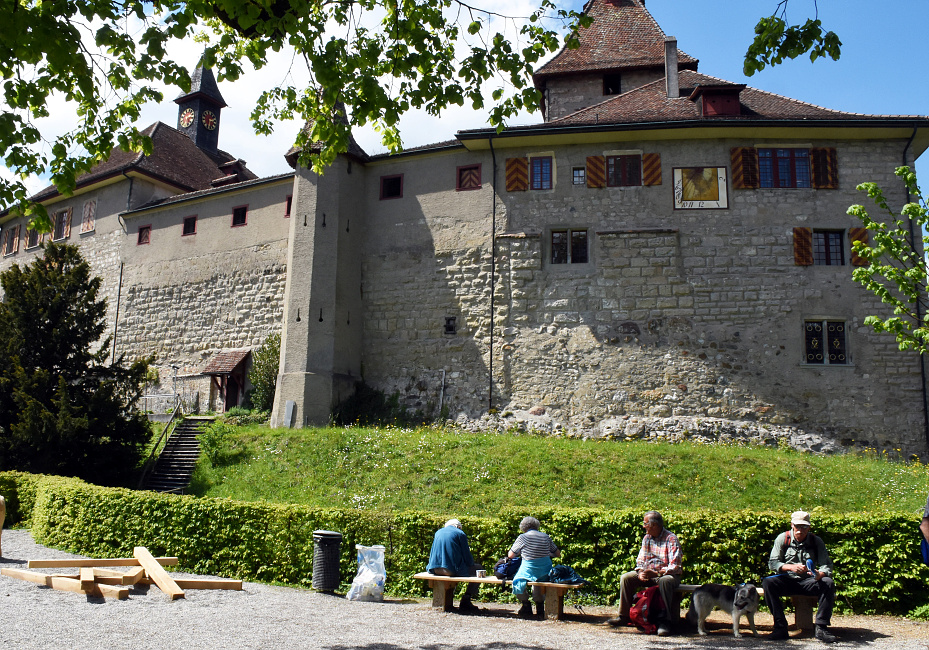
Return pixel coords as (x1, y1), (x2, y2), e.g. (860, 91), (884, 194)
(636, 528), (682, 575)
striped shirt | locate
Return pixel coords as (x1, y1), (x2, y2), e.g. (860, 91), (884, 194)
(510, 529), (559, 560)
(635, 528), (682, 575)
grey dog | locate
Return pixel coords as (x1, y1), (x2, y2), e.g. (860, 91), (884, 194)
(686, 582), (760, 637)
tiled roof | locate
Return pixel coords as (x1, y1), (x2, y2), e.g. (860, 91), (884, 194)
(29, 122), (258, 203)
(123, 172), (295, 215)
(547, 70), (927, 126)
(534, 0), (697, 80)
(202, 349), (251, 375)
(175, 65), (227, 108)
(285, 104), (370, 167)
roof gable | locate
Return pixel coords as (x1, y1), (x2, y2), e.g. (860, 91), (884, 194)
(534, 0), (697, 80)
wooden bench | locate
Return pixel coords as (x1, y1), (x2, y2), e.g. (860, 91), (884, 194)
(676, 584), (816, 630)
(413, 572), (582, 621)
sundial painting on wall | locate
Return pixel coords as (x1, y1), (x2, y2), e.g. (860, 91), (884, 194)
(201, 110), (218, 130)
(673, 167), (728, 209)
(179, 107), (195, 128)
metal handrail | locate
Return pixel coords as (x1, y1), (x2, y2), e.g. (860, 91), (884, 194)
(137, 400), (183, 489)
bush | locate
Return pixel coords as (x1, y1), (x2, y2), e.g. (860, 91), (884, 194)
(198, 421), (237, 465)
(3, 470), (927, 615)
(248, 333), (280, 412)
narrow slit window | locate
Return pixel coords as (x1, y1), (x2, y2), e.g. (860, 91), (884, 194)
(137, 225), (151, 245)
(232, 205), (248, 227)
(182, 215), (197, 236)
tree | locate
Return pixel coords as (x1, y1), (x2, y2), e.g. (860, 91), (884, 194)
(0, 243), (152, 485)
(248, 332), (280, 412)
(847, 167), (929, 353)
(1, 0), (587, 231)
(743, 0), (841, 76)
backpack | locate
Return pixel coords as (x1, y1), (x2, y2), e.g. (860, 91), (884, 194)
(629, 585), (666, 634)
(492, 556), (522, 580)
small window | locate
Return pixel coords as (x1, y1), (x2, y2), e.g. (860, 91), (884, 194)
(813, 230), (844, 265)
(444, 316), (457, 335)
(804, 320), (848, 365)
(603, 73), (622, 95)
(80, 199), (96, 234)
(551, 229), (589, 265)
(380, 175), (403, 200)
(137, 225), (151, 245)
(607, 155), (642, 187)
(25, 228), (40, 249)
(1, 228), (16, 256)
(182, 215), (197, 236)
(530, 157), (553, 190)
(759, 148), (811, 188)
(231, 205), (248, 227)
(52, 209), (70, 241)
(573, 167), (586, 186)
(285, 195), (292, 218)
(457, 164), (481, 191)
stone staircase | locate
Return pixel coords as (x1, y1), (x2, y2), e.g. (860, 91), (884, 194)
(142, 417), (213, 493)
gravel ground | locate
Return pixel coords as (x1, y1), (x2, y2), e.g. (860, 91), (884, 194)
(2, 529), (927, 650)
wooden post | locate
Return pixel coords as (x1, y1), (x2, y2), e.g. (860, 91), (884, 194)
(792, 595), (815, 630)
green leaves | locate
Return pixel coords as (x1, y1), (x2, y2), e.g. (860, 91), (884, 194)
(744, 13), (841, 76)
(848, 167), (929, 353)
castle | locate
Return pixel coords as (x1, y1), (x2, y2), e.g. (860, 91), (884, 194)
(2, 0), (929, 455)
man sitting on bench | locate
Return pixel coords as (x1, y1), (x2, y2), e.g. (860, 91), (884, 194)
(426, 519), (483, 614)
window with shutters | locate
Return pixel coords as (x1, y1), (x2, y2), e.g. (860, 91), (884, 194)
(25, 227), (40, 249)
(813, 230), (844, 265)
(758, 148), (811, 188)
(380, 174), (403, 199)
(804, 320), (848, 365)
(456, 164), (481, 191)
(1, 226), (18, 256)
(551, 229), (588, 265)
(182, 215), (197, 236)
(52, 209), (70, 241)
(137, 225), (151, 245)
(231, 205), (248, 227)
(531, 156), (553, 190)
(607, 154), (642, 187)
(573, 167), (585, 185)
(80, 199), (96, 234)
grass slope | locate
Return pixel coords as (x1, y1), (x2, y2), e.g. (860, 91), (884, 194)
(189, 425), (929, 516)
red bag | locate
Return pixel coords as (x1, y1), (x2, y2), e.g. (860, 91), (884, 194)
(629, 585), (666, 634)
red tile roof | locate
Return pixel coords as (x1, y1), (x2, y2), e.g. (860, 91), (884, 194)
(202, 349), (251, 375)
(534, 0), (697, 80)
(29, 122), (257, 203)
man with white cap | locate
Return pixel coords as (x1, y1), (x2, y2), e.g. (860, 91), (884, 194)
(762, 511), (837, 643)
(426, 518), (483, 614)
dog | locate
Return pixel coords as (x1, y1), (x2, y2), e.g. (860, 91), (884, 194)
(686, 582), (759, 638)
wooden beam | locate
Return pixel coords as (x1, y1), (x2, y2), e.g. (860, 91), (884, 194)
(173, 578), (243, 591)
(134, 546), (184, 600)
(28, 557), (179, 569)
(2, 567), (50, 585)
(80, 567), (95, 590)
(121, 566), (146, 585)
(47, 575), (129, 600)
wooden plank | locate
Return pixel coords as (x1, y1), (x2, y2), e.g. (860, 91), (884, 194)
(28, 556), (178, 569)
(47, 575), (129, 600)
(134, 546), (184, 600)
(173, 578), (243, 591)
(412, 572), (502, 585)
(2, 567), (51, 585)
(121, 566), (146, 585)
(80, 567), (95, 590)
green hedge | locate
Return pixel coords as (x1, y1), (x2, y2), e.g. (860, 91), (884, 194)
(2, 472), (927, 616)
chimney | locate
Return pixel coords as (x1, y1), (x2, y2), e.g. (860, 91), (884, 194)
(665, 36), (679, 99)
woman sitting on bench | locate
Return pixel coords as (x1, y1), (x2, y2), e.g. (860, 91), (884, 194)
(507, 516), (560, 620)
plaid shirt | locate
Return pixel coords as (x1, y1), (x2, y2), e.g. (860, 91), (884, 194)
(635, 528), (682, 575)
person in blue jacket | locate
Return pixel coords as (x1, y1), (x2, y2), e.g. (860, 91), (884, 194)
(427, 519), (483, 614)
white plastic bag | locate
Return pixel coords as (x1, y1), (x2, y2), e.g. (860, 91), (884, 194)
(346, 544), (386, 602)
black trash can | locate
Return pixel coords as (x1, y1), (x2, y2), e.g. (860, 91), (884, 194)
(312, 530), (343, 592)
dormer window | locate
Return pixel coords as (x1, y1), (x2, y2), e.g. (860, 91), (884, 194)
(603, 73), (622, 96)
(689, 85), (745, 117)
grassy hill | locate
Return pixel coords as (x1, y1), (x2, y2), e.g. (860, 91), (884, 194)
(189, 423), (929, 517)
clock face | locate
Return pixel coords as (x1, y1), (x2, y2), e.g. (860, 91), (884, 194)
(201, 110), (218, 131)
(179, 107), (195, 128)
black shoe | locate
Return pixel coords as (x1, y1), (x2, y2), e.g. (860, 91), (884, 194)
(766, 628), (789, 641)
(458, 598), (480, 615)
(517, 602), (534, 619)
(815, 626), (837, 643)
(656, 623), (672, 637)
(535, 602), (545, 619)
(607, 615), (631, 627)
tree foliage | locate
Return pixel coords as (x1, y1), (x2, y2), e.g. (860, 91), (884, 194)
(0, 243), (152, 485)
(743, 1), (841, 76)
(1, 0), (587, 232)
(847, 167), (929, 353)
(247, 331), (280, 412)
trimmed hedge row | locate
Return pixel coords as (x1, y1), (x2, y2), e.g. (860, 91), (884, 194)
(1, 471), (927, 615)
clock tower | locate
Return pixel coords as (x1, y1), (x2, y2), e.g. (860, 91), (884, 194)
(175, 63), (228, 152)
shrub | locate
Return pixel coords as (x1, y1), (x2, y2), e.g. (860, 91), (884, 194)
(198, 421), (237, 465)
(248, 333), (280, 412)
